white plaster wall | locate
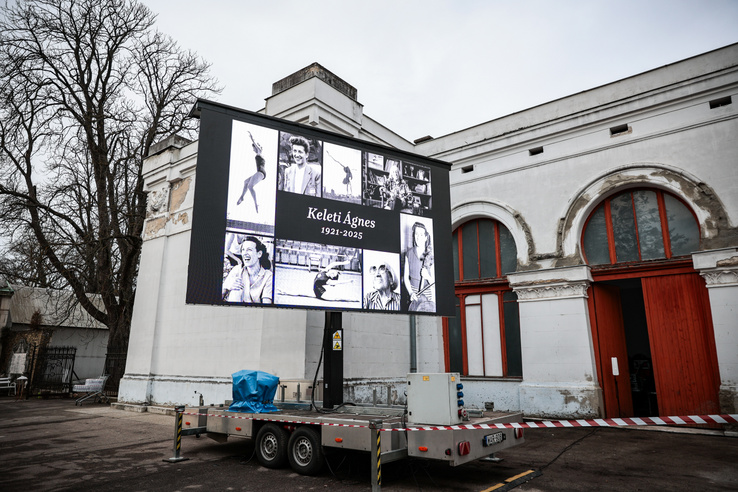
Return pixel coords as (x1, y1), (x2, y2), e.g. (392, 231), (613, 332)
(460, 379), (521, 413)
(709, 285), (738, 394)
(440, 58), (738, 264)
(343, 312), (411, 379)
(518, 297), (597, 383)
(448, 110), (738, 262)
(694, 247), (738, 413)
(49, 327), (107, 380)
(415, 315), (445, 374)
(264, 77), (413, 151)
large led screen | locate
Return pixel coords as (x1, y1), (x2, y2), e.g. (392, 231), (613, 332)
(186, 100), (454, 316)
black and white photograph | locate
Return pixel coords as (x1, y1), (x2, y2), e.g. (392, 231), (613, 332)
(401, 161), (432, 215)
(273, 240), (362, 309)
(362, 250), (402, 311)
(400, 214), (436, 312)
(381, 160), (414, 212)
(222, 233), (275, 304)
(322, 142), (361, 204)
(362, 152), (385, 209)
(187, 102), (454, 316)
(226, 121), (278, 234)
(277, 132), (323, 197)
(363, 154), (415, 212)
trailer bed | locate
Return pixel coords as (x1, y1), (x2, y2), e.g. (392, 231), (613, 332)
(183, 405), (524, 466)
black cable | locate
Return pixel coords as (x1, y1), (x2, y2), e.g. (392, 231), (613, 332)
(311, 342), (328, 413)
(240, 442), (258, 465)
(324, 452), (348, 478)
(540, 428), (599, 471)
(310, 328), (358, 414)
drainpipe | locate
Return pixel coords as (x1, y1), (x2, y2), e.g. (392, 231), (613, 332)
(409, 315), (417, 373)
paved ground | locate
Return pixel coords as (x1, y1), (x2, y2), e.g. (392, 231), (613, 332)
(0, 397), (736, 491)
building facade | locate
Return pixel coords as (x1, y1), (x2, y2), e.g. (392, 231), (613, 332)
(0, 282), (108, 383)
(120, 46), (737, 418)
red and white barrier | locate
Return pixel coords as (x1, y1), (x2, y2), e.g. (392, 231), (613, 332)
(179, 410), (737, 432)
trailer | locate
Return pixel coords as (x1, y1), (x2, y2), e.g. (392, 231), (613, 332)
(179, 373), (525, 481)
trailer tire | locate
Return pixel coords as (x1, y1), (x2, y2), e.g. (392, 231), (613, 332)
(287, 426), (324, 475)
(255, 423), (288, 468)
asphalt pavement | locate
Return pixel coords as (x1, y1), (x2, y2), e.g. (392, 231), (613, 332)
(0, 396), (736, 491)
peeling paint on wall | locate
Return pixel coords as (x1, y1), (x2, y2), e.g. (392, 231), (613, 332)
(716, 256), (738, 267)
(172, 212), (189, 226)
(144, 216), (167, 238)
(169, 177), (191, 213)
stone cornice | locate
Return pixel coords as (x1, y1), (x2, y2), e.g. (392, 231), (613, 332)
(513, 281), (590, 302)
(700, 268), (738, 288)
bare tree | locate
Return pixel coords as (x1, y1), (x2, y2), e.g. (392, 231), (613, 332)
(0, 0), (220, 352)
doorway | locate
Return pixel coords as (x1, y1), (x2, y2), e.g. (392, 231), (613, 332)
(589, 272), (720, 418)
(597, 279), (657, 417)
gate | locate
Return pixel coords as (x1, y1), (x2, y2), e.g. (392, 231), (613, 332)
(30, 346), (77, 394)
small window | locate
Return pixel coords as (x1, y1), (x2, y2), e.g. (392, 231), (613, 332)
(610, 124), (630, 136)
(529, 146), (543, 156)
(709, 96), (732, 109)
(461, 165), (474, 174)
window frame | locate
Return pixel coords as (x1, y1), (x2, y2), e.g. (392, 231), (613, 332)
(445, 218), (521, 379)
(582, 189), (700, 267)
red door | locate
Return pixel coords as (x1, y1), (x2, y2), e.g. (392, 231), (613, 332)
(642, 273), (720, 416)
(589, 284), (634, 417)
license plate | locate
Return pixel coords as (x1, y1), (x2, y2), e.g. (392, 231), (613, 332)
(483, 432), (505, 446)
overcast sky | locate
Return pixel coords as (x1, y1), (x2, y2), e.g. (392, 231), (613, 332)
(145, 0), (738, 142)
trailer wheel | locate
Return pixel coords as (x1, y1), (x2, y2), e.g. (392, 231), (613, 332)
(255, 423), (288, 468)
(287, 426), (324, 475)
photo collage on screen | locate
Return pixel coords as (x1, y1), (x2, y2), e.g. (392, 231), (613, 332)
(222, 120), (436, 313)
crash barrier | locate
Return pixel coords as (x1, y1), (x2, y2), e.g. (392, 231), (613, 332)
(176, 410), (738, 431)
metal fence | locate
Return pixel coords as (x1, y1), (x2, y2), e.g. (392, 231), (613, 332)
(30, 346), (77, 394)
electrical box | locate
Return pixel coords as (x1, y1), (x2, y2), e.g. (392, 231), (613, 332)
(406, 373), (466, 425)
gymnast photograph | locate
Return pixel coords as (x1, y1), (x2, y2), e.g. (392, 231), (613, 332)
(222, 233), (274, 304)
(226, 121), (278, 234)
(273, 240), (362, 309)
(322, 142), (362, 204)
(400, 215), (436, 312)
(312, 260), (354, 300)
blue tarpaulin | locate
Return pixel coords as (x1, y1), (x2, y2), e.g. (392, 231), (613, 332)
(228, 370), (280, 413)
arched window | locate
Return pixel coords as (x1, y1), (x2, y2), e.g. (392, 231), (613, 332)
(582, 189), (700, 266)
(445, 219), (522, 378)
(453, 219), (517, 281)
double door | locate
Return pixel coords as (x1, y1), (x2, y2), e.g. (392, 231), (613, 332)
(589, 272), (720, 418)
